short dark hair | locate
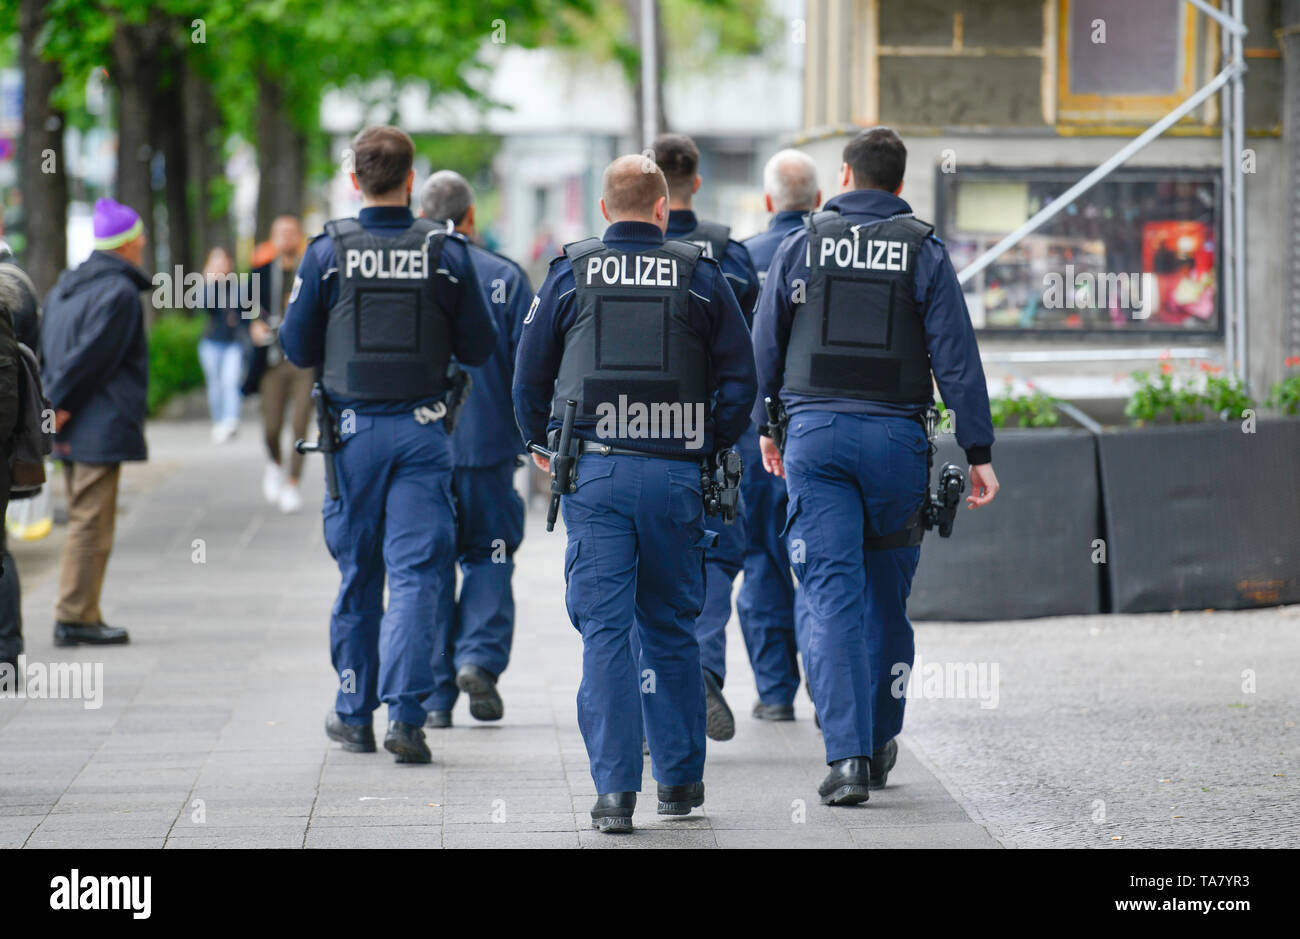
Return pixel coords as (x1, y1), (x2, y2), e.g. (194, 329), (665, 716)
(351, 125), (414, 197)
(602, 154), (669, 220)
(651, 132), (699, 201)
(842, 127), (907, 193)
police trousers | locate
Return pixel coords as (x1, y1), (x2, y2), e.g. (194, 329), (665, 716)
(427, 459), (526, 711)
(782, 411), (926, 763)
(324, 412), (456, 727)
(562, 453), (710, 794)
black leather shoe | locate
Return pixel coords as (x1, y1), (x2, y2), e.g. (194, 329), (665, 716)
(456, 664), (503, 721)
(325, 711), (376, 752)
(425, 710), (452, 729)
(383, 720), (432, 764)
(752, 701), (795, 721)
(819, 756), (872, 805)
(54, 621), (129, 646)
(590, 792), (636, 833)
(870, 738), (898, 790)
(703, 669), (734, 741)
(657, 781), (704, 816)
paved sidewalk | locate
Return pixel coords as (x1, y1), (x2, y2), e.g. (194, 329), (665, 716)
(0, 418), (997, 848)
(0, 417), (1292, 848)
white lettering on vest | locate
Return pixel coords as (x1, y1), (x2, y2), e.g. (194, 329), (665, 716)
(584, 254), (679, 288)
(345, 248), (427, 280)
(818, 236), (909, 272)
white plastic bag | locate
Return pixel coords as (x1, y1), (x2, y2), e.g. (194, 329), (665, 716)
(6, 461), (54, 542)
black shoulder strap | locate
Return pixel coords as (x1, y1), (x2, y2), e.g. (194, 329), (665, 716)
(659, 240), (704, 265)
(691, 219), (731, 244)
(892, 216), (935, 240)
(563, 238), (607, 266)
(803, 208), (842, 235)
(324, 217), (365, 241)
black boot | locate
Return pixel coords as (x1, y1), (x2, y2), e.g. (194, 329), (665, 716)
(425, 710), (453, 729)
(703, 669), (734, 741)
(54, 621), (129, 646)
(325, 711), (376, 752)
(752, 701), (795, 721)
(870, 738), (898, 790)
(591, 792), (636, 833)
(383, 720), (432, 764)
(657, 781), (704, 816)
(456, 664), (503, 722)
(819, 756), (871, 806)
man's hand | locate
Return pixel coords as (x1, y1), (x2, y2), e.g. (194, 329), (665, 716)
(532, 453), (550, 474)
(54, 409), (72, 432)
(250, 319), (272, 346)
(967, 463), (999, 508)
(760, 435), (784, 478)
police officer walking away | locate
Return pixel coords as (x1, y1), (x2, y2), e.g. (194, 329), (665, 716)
(652, 132), (760, 742)
(280, 126), (497, 764)
(753, 127), (999, 805)
(513, 154), (756, 833)
(418, 170), (532, 728)
(736, 149), (822, 722)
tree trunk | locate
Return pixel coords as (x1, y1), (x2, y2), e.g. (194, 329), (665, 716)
(255, 71), (306, 240)
(17, 0), (68, 298)
(111, 24), (166, 276)
(153, 48), (191, 276)
(182, 61), (233, 258)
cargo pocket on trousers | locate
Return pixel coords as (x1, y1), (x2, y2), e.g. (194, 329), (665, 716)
(563, 536), (584, 627)
(781, 490), (807, 585)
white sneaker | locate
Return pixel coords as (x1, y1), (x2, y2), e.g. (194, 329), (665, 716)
(278, 482), (303, 514)
(262, 463), (284, 504)
(211, 423), (226, 444)
(219, 418), (239, 442)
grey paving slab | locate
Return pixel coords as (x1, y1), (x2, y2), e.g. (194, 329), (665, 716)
(9, 416), (1288, 849)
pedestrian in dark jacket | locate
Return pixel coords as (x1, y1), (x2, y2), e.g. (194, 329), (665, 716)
(38, 198), (150, 647)
(0, 240), (29, 669)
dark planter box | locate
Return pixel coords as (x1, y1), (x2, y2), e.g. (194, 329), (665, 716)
(1096, 419), (1300, 613)
(909, 428), (1103, 621)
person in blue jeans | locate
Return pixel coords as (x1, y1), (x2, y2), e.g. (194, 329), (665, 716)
(196, 247), (246, 444)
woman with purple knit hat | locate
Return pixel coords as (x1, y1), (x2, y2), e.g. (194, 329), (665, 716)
(38, 197), (151, 647)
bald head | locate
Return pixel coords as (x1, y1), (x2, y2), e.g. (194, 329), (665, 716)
(763, 149), (821, 213)
(420, 170), (475, 229)
(600, 154), (670, 229)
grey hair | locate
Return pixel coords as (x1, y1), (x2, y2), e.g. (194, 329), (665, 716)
(762, 149), (820, 212)
(419, 170), (475, 226)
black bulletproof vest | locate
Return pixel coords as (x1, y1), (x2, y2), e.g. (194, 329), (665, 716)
(553, 238), (710, 422)
(784, 210), (935, 403)
(322, 217), (451, 401)
(675, 220), (730, 261)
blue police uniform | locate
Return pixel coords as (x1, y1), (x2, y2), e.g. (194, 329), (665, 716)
(665, 210), (759, 691)
(513, 220), (756, 796)
(751, 188), (994, 765)
(737, 209), (811, 709)
(426, 242), (533, 713)
(280, 206), (497, 731)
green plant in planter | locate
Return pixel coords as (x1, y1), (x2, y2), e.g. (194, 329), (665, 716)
(1126, 369), (1206, 425)
(1203, 373), (1256, 421)
(1267, 357), (1300, 416)
(989, 387), (1061, 429)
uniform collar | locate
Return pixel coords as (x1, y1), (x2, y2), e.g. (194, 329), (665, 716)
(358, 205), (415, 227)
(602, 221), (666, 249)
(666, 209), (698, 238)
(770, 209), (807, 231)
(824, 189), (913, 221)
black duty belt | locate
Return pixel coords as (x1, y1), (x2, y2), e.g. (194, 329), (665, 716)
(577, 440), (699, 462)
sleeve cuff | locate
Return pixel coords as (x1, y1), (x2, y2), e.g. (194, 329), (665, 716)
(964, 445), (992, 466)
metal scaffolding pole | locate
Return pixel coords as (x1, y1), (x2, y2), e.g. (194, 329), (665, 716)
(1221, 6), (1236, 379)
(1231, 0), (1249, 390)
(955, 2), (1250, 388)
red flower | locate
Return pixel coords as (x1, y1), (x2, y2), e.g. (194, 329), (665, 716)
(1161, 362), (1173, 375)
